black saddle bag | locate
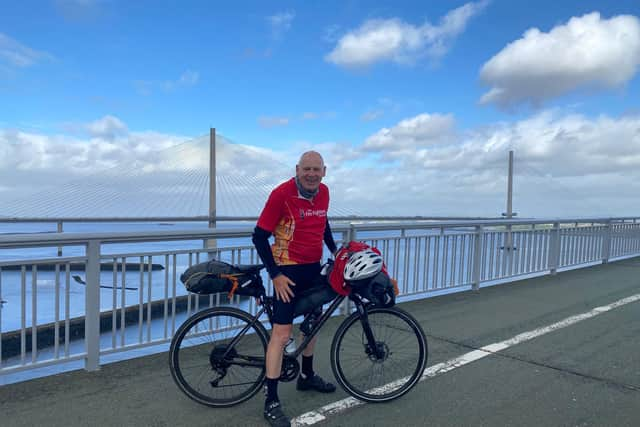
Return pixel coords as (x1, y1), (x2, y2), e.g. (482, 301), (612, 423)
(180, 259), (263, 298)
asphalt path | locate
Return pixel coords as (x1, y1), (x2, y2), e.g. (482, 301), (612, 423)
(1, 258), (639, 427)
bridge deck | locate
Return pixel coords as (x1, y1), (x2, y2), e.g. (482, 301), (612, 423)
(2, 258), (639, 427)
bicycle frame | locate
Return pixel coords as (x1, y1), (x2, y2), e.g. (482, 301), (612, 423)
(285, 294), (346, 358)
(220, 289), (390, 364)
(221, 292), (345, 360)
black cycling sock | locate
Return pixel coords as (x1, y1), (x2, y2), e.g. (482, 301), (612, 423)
(265, 377), (279, 405)
(301, 355), (314, 378)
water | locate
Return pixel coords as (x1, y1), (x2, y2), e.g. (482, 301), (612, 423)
(0, 222), (259, 330)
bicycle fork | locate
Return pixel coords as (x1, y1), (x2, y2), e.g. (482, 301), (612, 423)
(356, 304), (386, 360)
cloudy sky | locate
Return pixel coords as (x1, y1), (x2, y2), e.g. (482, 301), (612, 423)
(1, 0), (639, 218)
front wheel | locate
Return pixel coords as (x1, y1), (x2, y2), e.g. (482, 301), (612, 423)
(330, 307), (428, 403)
(169, 306), (269, 407)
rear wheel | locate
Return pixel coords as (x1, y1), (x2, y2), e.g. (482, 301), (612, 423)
(169, 306), (269, 407)
(330, 307), (428, 403)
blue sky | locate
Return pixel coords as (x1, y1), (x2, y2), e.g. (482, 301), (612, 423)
(1, 0), (640, 218)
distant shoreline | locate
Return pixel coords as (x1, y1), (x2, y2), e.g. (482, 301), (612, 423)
(0, 262), (165, 271)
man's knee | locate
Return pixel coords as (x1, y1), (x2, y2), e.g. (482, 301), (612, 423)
(270, 324), (293, 348)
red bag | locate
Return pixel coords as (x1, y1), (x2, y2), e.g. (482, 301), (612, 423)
(329, 241), (387, 295)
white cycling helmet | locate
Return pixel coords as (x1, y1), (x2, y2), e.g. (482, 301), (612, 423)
(343, 249), (383, 281)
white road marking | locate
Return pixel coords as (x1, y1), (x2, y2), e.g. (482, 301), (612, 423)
(292, 293), (640, 426)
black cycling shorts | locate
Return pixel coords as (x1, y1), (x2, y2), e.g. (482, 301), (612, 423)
(272, 262), (322, 325)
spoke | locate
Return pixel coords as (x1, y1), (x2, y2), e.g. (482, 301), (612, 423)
(336, 310), (425, 400)
(172, 310), (267, 405)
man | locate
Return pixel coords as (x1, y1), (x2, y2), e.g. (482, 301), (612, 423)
(252, 151), (338, 427)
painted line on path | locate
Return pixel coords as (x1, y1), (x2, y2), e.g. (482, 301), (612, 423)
(292, 293), (640, 426)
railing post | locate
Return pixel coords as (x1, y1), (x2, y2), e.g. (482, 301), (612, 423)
(601, 219), (612, 264)
(635, 219), (640, 255)
(206, 128), (217, 253)
(349, 223), (357, 242)
(57, 221), (63, 257)
(203, 238), (213, 259)
(85, 239), (101, 371)
(549, 222), (560, 275)
(338, 223), (356, 245)
(472, 225), (483, 291)
(340, 230), (347, 246)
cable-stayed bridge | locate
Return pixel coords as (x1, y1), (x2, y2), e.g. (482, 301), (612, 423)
(2, 130), (630, 222)
(0, 133), (362, 219)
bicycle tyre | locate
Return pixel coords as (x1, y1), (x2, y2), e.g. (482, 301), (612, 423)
(169, 306), (269, 407)
(330, 306), (428, 403)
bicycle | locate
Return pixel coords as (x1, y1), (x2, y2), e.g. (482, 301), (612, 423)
(169, 262), (428, 407)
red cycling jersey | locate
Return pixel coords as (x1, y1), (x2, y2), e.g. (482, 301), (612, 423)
(257, 178), (329, 265)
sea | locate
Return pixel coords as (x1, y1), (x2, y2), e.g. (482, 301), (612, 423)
(0, 220), (267, 326)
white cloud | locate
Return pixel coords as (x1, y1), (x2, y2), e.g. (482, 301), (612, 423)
(480, 12), (640, 108)
(362, 113), (456, 154)
(0, 33), (52, 68)
(268, 11), (295, 39)
(325, 1), (488, 67)
(480, 111), (640, 177)
(258, 116), (290, 128)
(342, 110), (640, 216)
(366, 110), (640, 179)
(85, 115), (128, 139)
(0, 119), (183, 174)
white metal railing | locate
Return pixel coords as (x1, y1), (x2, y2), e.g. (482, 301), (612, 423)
(1, 217), (639, 380)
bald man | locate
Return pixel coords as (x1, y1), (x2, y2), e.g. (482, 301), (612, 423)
(252, 151), (337, 427)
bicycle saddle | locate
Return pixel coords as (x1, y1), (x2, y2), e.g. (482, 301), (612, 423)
(234, 264), (265, 274)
